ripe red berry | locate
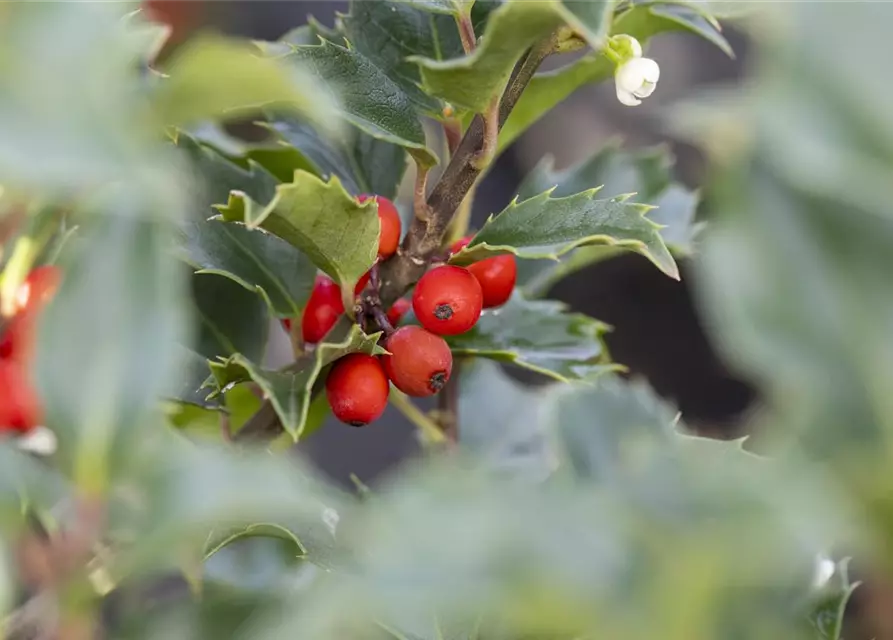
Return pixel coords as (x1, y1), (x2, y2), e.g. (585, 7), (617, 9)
(16, 265), (62, 315)
(302, 275), (344, 344)
(450, 236), (472, 255)
(412, 265), (482, 336)
(353, 270), (372, 297)
(358, 195), (401, 259)
(382, 326), (452, 397)
(468, 255), (517, 308)
(0, 361), (42, 433)
(0, 313), (36, 364)
(281, 318), (292, 333)
(325, 353), (389, 426)
(386, 298), (411, 327)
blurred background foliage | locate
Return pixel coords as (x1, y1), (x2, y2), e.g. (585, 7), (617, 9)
(1, 1), (892, 638)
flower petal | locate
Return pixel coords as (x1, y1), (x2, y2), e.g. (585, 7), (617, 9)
(615, 85), (642, 106)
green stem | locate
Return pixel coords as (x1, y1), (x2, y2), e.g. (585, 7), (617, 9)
(389, 390), (446, 445)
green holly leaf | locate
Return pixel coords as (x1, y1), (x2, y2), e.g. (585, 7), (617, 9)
(190, 272), (268, 364)
(392, 0), (464, 15)
(515, 142), (697, 295)
(0, 3), (172, 195)
(286, 41), (437, 167)
(341, 0), (467, 117)
(410, 0), (613, 113)
(0, 444), (70, 528)
(810, 558), (859, 640)
(207, 321), (386, 438)
(498, 0), (732, 154)
(626, 0), (732, 57)
(117, 436), (350, 579)
(151, 34), (340, 137)
(176, 135), (316, 318)
(35, 212), (189, 490)
(444, 293), (619, 381)
(457, 360), (561, 482)
(267, 118), (408, 199)
(216, 170), (378, 304)
(449, 187), (678, 280)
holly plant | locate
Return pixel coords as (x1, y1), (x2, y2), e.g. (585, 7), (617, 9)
(0, 1), (889, 638)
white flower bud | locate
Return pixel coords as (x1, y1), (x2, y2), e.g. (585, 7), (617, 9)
(615, 57), (661, 107)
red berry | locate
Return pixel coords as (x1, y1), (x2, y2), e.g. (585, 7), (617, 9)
(382, 326), (452, 397)
(325, 353), (389, 426)
(301, 275), (344, 344)
(449, 236), (473, 255)
(281, 318), (292, 333)
(16, 265), (62, 315)
(0, 361), (42, 433)
(412, 265), (482, 336)
(386, 298), (411, 327)
(353, 270), (372, 297)
(358, 195), (401, 259)
(468, 255), (517, 308)
(0, 313), (36, 364)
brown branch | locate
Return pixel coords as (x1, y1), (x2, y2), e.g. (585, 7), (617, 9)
(377, 35), (556, 310)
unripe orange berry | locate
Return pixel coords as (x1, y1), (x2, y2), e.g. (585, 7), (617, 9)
(382, 326), (452, 397)
(326, 353), (389, 426)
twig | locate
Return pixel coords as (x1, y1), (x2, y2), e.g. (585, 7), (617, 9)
(413, 164), (432, 222)
(377, 34), (556, 310)
(472, 97), (499, 170)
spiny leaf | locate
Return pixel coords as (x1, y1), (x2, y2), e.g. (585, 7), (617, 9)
(514, 142), (698, 295)
(189, 272), (268, 364)
(341, 0), (467, 117)
(152, 34), (340, 136)
(410, 1), (613, 113)
(449, 187), (678, 280)
(810, 558), (860, 640)
(392, 0), (464, 15)
(176, 134), (316, 318)
(207, 321), (386, 438)
(444, 293), (619, 381)
(286, 41), (437, 166)
(268, 118), (408, 199)
(35, 211), (189, 489)
(498, 0), (732, 154)
(216, 170), (379, 300)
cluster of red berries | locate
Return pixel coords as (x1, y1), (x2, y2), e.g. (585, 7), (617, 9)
(285, 194), (517, 427)
(0, 266), (61, 435)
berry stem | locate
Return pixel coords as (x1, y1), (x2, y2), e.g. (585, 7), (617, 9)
(437, 358), (462, 443)
(389, 389), (447, 446)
